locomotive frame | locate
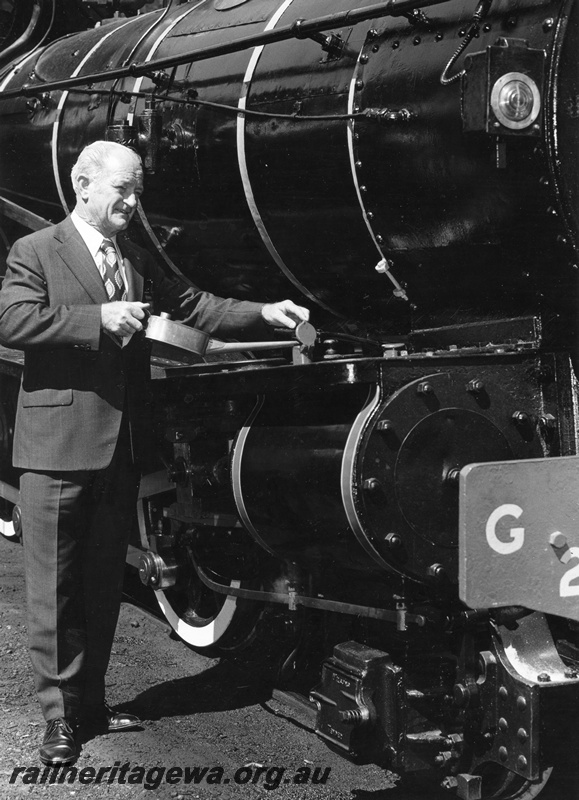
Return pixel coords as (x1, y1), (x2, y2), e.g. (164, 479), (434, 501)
(0, 0), (578, 798)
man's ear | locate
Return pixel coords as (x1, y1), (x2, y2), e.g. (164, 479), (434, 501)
(77, 174), (91, 199)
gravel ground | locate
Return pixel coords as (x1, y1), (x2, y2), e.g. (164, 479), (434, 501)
(3, 534), (578, 800)
(0, 535), (406, 800)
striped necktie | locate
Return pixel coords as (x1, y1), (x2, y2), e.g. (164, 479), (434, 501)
(99, 238), (125, 302)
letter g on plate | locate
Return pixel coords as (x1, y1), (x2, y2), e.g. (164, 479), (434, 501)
(485, 504), (525, 555)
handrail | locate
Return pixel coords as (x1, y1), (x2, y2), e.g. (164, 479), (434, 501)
(0, 0), (451, 100)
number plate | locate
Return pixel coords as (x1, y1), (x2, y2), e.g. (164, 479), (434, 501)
(459, 456), (579, 620)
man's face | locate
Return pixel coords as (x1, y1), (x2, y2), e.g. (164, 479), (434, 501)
(79, 151), (144, 237)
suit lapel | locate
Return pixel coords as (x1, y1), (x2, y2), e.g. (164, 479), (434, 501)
(54, 217), (109, 304)
(53, 217), (145, 304)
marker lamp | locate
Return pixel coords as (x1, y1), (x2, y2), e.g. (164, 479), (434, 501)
(490, 72), (541, 130)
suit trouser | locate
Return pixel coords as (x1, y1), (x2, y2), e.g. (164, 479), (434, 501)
(19, 418), (139, 722)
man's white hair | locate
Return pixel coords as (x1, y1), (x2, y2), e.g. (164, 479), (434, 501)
(70, 141), (142, 194)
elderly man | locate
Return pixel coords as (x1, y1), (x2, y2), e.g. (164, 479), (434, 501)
(0, 141), (309, 766)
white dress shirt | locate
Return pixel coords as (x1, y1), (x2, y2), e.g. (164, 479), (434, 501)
(70, 211), (128, 296)
(71, 211), (132, 345)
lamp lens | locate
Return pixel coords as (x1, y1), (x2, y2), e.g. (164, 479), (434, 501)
(498, 80), (535, 122)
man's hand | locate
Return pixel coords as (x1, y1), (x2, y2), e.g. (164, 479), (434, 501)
(101, 301), (150, 336)
(261, 299), (309, 329)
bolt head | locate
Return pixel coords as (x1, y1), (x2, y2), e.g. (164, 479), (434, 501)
(445, 468), (461, 485)
(427, 563), (446, 580)
(539, 413), (556, 431)
(549, 531), (567, 549)
(453, 683), (470, 707)
(417, 381), (434, 395)
(517, 727), (529, 742)
(12, 505), (22, 538)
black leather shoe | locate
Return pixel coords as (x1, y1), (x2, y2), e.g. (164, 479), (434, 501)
(39, 718), (77, 766)
(82, 702), (142, 733)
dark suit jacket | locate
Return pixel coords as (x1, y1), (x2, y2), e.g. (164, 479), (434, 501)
(0, 216), (266, 471)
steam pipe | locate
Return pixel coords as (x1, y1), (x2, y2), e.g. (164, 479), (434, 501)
(0, 0), (53, 71)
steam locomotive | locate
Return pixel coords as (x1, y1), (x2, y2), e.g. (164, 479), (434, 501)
(0, 0), (578, 797)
